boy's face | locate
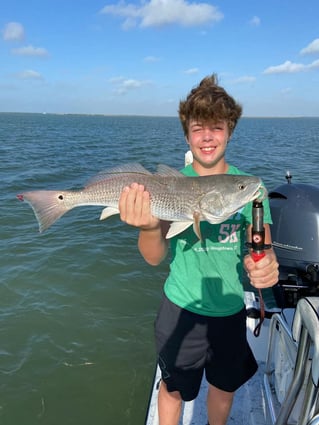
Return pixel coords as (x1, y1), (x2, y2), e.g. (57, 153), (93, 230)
(186, 119), (230, 173)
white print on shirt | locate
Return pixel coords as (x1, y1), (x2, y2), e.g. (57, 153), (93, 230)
(194, 245), (237, 252)
(218, 223), (241, 243)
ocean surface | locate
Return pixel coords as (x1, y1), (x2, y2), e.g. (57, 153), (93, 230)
(1, 113), (319, 425)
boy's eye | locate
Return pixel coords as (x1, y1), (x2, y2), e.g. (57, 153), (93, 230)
(213, 124), (225, 130)
(192, 127), (202, 132)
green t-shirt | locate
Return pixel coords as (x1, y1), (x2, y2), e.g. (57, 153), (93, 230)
(163, 164), (272, 317)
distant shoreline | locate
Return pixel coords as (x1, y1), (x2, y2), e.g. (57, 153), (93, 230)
(0, 111), (318, 119)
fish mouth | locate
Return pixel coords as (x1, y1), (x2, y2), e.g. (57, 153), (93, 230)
(253, 185), (268, 202)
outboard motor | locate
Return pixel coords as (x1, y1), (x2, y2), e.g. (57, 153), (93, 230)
(269, 172), (319, 308)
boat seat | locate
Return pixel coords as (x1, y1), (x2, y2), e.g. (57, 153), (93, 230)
(281, 307), (295, 329)
(264, 296), (319, 425)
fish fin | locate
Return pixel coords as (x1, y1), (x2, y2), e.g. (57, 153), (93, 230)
(85, 163), (151, 187)
(193, 211), (202, 241)
(17, 190), (71, 232)
(166, 222), (193, 239)
(185, 150), (193, 165)
(99, 206), (119, 220)
(155, 164), (184, 177)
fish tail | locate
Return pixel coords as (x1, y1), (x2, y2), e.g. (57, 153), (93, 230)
(17, 190), (72, 232)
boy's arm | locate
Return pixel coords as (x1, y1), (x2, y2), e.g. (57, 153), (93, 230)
(138, 223), (169, 266)
(118, 183), (169, 266)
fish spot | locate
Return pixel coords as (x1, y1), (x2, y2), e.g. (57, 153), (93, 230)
(58, 194), (64, 200)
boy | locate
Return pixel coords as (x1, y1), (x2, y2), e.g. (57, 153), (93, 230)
(118, 75), (279, 425)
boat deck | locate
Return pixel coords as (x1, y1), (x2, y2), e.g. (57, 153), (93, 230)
(147, 361), (275, 425)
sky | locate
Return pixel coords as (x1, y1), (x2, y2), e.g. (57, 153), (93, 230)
(1, 0), (319, 117)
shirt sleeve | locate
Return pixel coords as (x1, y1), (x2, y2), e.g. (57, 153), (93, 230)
(263, 195), (272, 224)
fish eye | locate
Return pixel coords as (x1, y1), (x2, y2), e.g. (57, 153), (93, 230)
(238, 184), (246, 191)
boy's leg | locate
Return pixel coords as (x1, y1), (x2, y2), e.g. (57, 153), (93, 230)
(158, 381), (182, 425)
(207, 384), (234, 425)
(155, 295), (207, 420)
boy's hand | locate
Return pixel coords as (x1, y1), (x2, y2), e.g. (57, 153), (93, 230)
(244, 249), (279, 289)
(118, 183), (161, 230)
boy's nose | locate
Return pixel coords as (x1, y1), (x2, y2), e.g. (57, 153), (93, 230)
(203, 128), (213, 141)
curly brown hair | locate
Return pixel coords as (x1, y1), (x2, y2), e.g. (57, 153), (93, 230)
(179, 74), (242, 137)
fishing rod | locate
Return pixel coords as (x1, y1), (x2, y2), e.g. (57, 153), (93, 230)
(251, 200), (266, 263)
(249, 199), (272, 337)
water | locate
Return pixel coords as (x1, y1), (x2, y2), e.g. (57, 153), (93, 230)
(1, 113), (319, 424)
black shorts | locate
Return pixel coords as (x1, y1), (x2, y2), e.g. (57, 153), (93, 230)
(154, 294), (257, 401)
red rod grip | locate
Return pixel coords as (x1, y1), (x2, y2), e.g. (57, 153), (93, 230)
(251, 251), (266, 262)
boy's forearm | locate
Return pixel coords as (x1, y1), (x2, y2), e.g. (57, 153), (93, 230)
(138, 224), (169, 266)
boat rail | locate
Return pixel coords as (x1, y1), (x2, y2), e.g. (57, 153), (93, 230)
(264, 297), (319, 425)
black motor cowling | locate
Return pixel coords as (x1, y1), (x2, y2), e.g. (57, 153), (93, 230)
(269, 177), (319, 307)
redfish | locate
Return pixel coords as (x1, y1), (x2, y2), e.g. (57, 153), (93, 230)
(17, 163), (265, 239)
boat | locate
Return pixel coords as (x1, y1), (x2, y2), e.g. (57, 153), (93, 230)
(145, 169), (319, 425)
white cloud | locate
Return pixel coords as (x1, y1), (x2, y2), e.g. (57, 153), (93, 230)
(16, 70), (44, 80)
(264, 60), (306, 74)
(11, 45), (49, 57)
(249, 16), (260, 26)
(143, 55), (161, 62)
(263, 39), (319, 75)
(281, 87), (292, 94)
(309, 59), (319, 69)
(3, 22), (25, 41)
(300, 38), (319, 55)
(109, 76), (152, 94)
(100, 0), (223, 29)
(184, 68), (199, 75)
